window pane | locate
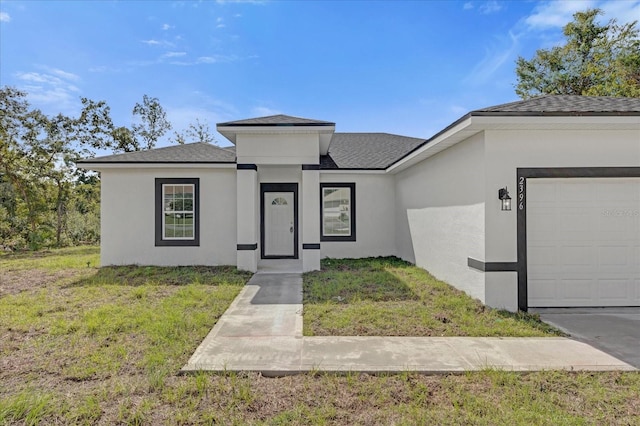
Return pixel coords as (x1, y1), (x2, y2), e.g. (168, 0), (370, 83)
(164, 213), (176, 237)
(184, 213), (194, 238)
(161, 183), (196, 241)
(323, 188), (350, 236)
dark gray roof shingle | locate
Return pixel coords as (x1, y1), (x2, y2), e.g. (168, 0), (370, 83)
(78, 96), (640, 169)
(77, 142), (236, 164)
(473, 95), (640, 115)
(322, 133), (425, 169)
(218, 114), (335, 126)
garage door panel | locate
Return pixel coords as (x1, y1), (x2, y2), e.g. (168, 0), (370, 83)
(598, 245), (629, 266)
(598, 280), (631, 302)
(559, 245), (594, 266)
(560, 182), (592, 200)
(528, 279), (558, 304)
(527, 245), (556, 268)
(561, 279), (594, 302)
(528, 178), (640, 308)
(561, 212), (591, 233)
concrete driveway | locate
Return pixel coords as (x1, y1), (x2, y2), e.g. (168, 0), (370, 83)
(535, 308), (640, 368)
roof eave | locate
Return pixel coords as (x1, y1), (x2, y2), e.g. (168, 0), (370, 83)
(77, 161), (237, 171)
(471, 111), (640, 117)
(217, 124), (336, 145)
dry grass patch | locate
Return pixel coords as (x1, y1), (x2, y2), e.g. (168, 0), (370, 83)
(303, 257), (560, 337)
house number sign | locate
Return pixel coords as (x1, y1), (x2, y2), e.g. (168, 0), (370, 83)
(518, 176), (525, 210)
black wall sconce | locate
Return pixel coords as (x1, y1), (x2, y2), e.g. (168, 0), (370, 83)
(498, 187), (511, 211)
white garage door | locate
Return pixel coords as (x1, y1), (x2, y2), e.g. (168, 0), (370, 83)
(528, 178), (640, 307)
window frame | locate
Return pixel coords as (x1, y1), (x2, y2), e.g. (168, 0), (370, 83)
(155, 178), (200, 247)
(320, 182), (356, 242)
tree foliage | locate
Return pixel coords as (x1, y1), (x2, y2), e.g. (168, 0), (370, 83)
(515, 9), (640, 98)
(0, 87), (205, 250)
(132, 94), (172, 150)
(172, 118), (217, 145)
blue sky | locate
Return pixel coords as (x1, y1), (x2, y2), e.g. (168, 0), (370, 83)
(1, 0), (639, 147)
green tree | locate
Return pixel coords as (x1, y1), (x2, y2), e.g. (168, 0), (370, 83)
(171, 118), (218, 145)
(132, 94), (172, 150)
(0, 87), (105, 249)
(0, 87), (180, 250)
(515, 9), (640, 98)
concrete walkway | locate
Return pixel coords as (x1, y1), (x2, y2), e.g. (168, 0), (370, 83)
(182, 273), (636, 376)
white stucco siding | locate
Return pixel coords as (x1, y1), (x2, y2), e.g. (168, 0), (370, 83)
(320, 173), (396, 259)
(484, 128), (640, 310)
(100, 167), (237, 266)
(236, 134), (319, 165)
(394, 133), (486, 301)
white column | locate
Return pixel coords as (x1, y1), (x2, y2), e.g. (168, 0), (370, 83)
(302, 166), (321, 272)
(236, 165), (258, 272)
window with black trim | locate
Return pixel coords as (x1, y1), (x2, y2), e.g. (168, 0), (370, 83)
(320, 183), (356, 241)
(155, 178), (200, 246)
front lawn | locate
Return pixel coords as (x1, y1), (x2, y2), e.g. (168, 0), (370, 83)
(303, 257), (560, 337)
(2, 248), (639, 424)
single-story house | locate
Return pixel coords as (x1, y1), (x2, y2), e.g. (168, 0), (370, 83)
(77, 95), (640, 312)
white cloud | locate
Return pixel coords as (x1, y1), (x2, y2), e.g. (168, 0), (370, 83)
(162, 23), (173, 30)
(251, 106), (281, 117)
(464, 30), (520, 84)
(216, 0), (267, 4)
(196, 55), (237, 63)
(479, 1), (503, 14)
(0, 11), (10, 22)
(600, 0), (640, 24)
(525, 0), (597, 30)
(48, 68), (80, 82)
(162, 51), (187, 58)
(141, 39), (175, 48)
(463, 3), (474, 11)
(15, 68), (82, 113)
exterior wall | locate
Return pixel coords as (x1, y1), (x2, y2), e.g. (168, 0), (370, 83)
(302, 168), (321, 272)
(484, 128), (640, 310)
(236, 134), (320, 165)
(100, 167), (237, 266)
(236, 167), (259, 271)
(320, 173), (396, 259)
(394, 133), (486, 302)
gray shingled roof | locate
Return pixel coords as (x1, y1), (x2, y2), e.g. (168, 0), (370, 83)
(321, 133), (425, 169)
(77, 142), (236, 164)
(78, 96), (640, 169)
(473, 95), (640, 115)
(218, 114), (335, 126)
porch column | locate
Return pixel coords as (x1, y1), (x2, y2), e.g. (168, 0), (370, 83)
(302, 165), (321, 272)
(236, 164), (258, 272)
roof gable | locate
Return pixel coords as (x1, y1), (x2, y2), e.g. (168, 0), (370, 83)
(218, 114), (335, 127)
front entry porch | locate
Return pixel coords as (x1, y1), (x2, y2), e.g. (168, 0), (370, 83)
(258, 258), (303, 273)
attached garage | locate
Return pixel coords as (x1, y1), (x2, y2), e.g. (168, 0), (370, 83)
(525, 176), (640, 308)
